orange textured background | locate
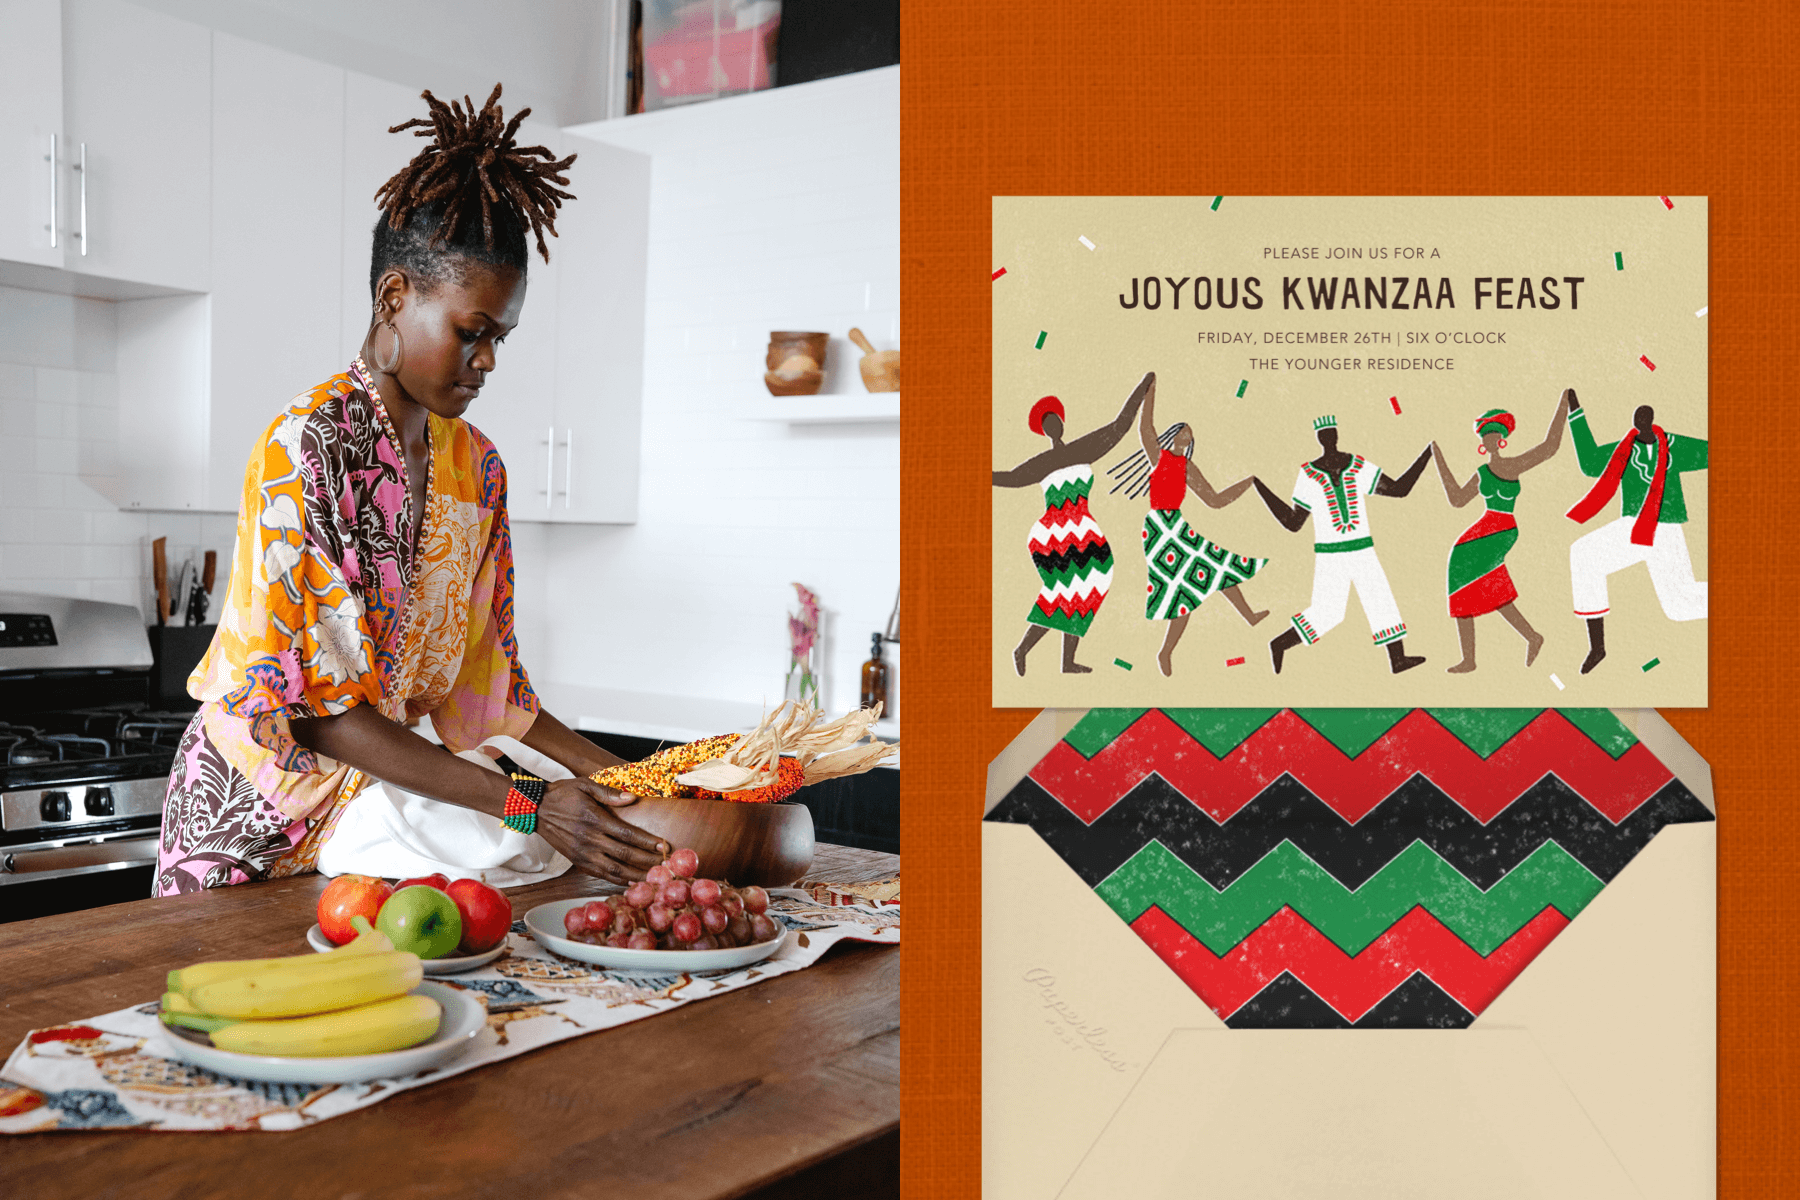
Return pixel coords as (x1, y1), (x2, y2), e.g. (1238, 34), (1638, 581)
(900, 1), (1799, 1196)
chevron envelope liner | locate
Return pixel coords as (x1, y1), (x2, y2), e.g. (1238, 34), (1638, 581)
(986, 707), (1713, 1027)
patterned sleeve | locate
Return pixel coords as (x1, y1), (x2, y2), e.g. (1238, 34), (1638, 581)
(1363, 460), (1383, 494)
(425, 433), (542, 752)
(1291, 468), (1314, 510)
(215, 404), (384, 772)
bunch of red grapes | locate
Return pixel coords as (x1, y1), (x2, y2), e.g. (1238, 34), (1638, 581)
(561, 846), (779, 951)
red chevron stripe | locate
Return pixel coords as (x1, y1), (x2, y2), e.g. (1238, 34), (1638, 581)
(1036, 593), (1105, 619)
(1043, 495), (1093, 519)
(1028, 709), (1673, 824)
(1131, 903), (1569, 1022)
(1028, 528), (1108, 556)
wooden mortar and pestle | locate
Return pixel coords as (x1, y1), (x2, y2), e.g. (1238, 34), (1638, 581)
(848, 327), (899, 392)
(764, 331), (828, 396)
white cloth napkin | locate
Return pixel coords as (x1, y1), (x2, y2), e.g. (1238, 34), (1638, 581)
(314, 737), (572, 888)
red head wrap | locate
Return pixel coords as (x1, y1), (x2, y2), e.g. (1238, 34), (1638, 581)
(1028, 395), (1066, 436)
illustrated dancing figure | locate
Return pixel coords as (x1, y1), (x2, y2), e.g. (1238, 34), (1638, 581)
(993, 372), (1152, 674)
(1107, 374), (1268, 676)
(1254, 416), (1433, 675)
(1431, 394), (1569, 672)
(1565, 394), (1708, 674)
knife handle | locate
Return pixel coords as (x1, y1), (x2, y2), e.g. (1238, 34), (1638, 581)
(202, 549), (217, 594)
(152, 537), (169, 626)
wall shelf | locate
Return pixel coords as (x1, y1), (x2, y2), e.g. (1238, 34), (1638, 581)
(740, 395), (899, 425)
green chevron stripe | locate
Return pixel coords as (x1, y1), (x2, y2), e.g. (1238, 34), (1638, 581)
(1290, 709), (1413, 758)
(1064, 710), (1150, 758)
(1096, 839), (1603, 957)
(1423, 709), (1544, 758)
(1161, 709), (1283, 757)
(1558, 709), (1638, 759)
(1042, 481), (1092, 508)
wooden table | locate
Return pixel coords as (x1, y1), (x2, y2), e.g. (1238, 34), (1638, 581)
(0, 844), (899, 1200)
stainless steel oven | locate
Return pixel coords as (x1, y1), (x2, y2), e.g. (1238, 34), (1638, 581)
(1, 592), (192, 917)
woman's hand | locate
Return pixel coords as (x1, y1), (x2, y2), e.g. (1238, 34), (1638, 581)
(535, 779), (670, 884)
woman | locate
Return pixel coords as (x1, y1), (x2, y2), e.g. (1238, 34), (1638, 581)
(156, 86), (666, 895)
(1118, 378), (1268, 676)
(1430, 393), (1570, 673)
(992, 372), (1151, 675)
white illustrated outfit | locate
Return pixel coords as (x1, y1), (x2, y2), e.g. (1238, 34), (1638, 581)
(1570, 519), (1707, 620)
(1289, 456), (1408, 646)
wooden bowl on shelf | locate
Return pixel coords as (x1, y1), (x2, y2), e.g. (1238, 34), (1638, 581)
(618, 797), (816, 887)
(764, 331), (829, 397)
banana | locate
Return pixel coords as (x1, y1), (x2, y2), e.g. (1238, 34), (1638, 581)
(209, 993), (442, 1058)
(184, 949), (423, 1020)
(161, 1009), (238, 1035)
(167, 915), (394, 996)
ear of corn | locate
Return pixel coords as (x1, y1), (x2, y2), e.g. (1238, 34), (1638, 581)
(590, 701), (898, 804)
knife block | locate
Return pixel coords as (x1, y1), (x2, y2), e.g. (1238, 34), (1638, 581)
(148, 624), (216, 711)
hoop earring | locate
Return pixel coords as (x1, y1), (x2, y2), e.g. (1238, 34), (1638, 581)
(1497, 437), (1508, 449)
(1477, 443), (1488, 456)
(371, 318), (404, 374)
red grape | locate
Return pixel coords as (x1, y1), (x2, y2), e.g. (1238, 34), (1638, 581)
(564, 907), (589, 936)
(749, 914), (778, 942)
(646, 902), (674, 933)
(671, 912), (703, 943)
(645, 864), (672, 885)
(721, 894), (745, 920)
(728, 915), (752, 943)
(658, 879), (690, 907)
(740, 886), (770, 915)
(627, 930), (657, 951)
(690, 878), (722, 907)
(624, 880), (656, 908)
(612, 910), (635, 936)
(605, 932), (631, 948)
(668, 847), (700, 878)
(701, 905), (729, 935)
(584, 900), (614, 928)
(689, 936), (717, 952)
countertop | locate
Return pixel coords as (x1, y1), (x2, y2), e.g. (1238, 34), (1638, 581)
(0, 843), (899, 1200)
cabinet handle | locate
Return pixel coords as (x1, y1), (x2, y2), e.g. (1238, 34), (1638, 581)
(543, 424), (555, 509)
(46, 134), (56, 249)
(76, 143), (87, 256)
(563, 429), (574, 509)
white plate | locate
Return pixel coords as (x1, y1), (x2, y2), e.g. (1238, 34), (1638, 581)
(156, 981), (485, 1085)
(305, 924), (507, 974)
(524, 898), (785, 971)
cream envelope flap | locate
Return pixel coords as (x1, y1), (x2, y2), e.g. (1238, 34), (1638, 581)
(985, 709), (1715, 1200)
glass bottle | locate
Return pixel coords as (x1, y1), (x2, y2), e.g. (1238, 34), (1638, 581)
(860, 632), (889, 711)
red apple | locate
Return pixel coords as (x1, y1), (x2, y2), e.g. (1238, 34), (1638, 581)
(317, 874), (393, 945)
(445, 877), (512, 954)
(393, 872), (450, 892)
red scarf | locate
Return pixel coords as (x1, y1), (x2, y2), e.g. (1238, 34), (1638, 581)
(1566, 424), (1670, 546)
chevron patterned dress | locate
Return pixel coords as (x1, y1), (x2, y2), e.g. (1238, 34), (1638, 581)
(1026, 464), (1113, 637)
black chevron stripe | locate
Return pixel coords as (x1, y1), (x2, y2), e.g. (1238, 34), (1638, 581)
(1221, 971), (1477, 1029)
(985, 772), (1712, 891)
(1029, 541), (1115, 574)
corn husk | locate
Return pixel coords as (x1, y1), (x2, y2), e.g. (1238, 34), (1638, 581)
(674, 700), (897, 794)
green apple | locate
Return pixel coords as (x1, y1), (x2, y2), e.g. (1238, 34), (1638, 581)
(376, 885), (463, 959)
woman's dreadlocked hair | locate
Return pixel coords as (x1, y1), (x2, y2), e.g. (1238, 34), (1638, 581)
(368, 84), (577, 298)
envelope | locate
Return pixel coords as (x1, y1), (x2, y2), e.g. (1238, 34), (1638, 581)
(983, 708), (1714, 1200)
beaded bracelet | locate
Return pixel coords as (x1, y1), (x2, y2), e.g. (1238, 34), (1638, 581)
(502, 771), (547, 835)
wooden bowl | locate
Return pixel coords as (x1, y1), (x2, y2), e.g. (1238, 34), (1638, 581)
(857, 350), (900, 392)
(766, 331), (829, 371)
(617, 797), (815, 887)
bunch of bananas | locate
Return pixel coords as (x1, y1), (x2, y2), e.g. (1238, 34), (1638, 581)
(161, 917), (440, 1057)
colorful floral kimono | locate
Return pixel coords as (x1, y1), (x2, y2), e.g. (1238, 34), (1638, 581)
(155, 359), (538, 896)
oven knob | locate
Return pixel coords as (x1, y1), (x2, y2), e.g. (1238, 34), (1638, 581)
(40, 791), (72, 822)
(84, 787), (116, 817)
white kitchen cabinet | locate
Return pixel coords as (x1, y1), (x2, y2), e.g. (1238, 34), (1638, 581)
(206, 33), (345, 511)
(0, 0), (63, 268)
(545, 134), (649, 524)
(60, 0), (211, 292)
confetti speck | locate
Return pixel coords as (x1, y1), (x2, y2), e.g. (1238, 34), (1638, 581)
(1696, 306), (1708, 317)
(1114, 658), (1133, 671)
(1390, 396), (1402, 415)
(1614, 251), (1624, 271)
(1642, 657), (1661, 672)
(1550, 673), (1566, 691)
(1034, 331), (1047, 350)
(1235, 380), (1248, 398)
(1210, 196), (1223, 212)
(1639, 355), (1656, 371)
(1226, 656), (1246, 667)
(1660, 196), (1674, 210)
(1078, 235), (1096, 251)
(992, 267), (1007, 281)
